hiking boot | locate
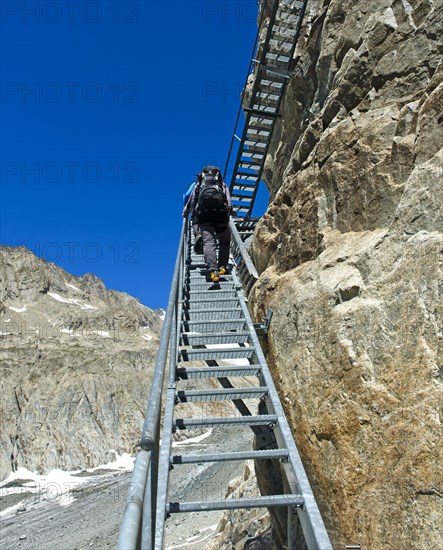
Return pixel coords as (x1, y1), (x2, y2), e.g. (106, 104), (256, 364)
(210, 270), (220, 283)
(219, 266), (230, 276)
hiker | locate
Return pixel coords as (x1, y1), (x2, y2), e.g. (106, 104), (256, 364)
(182, 166), (232, 282)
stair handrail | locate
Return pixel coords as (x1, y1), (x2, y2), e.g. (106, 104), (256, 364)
(117, 218), (186, 550)
(229, 217), (259, 295)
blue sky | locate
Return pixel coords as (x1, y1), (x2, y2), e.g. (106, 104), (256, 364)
(0, 0), (269, 309)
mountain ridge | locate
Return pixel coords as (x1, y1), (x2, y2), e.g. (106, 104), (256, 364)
(0, 245), (162, 482)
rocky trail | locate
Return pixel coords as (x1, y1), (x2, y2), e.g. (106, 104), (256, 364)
(0, 427), (254, 550)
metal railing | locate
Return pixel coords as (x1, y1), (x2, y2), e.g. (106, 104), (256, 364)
(117, 219), (186, 550)
(229, 217), (259, 296)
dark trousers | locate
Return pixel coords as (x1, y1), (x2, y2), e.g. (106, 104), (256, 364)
(200, 222), (230, 271)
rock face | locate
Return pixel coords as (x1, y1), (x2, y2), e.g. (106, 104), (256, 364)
(205, 462), (274, 550)
(249, 1), (443, 548)
(0, 246), (162, 482)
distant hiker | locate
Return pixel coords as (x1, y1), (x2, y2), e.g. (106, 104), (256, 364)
(182, 166), (232, 282)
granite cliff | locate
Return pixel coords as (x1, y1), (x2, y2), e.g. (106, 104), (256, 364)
(246, 0), (442, 548)
(0, 246), (162, 482)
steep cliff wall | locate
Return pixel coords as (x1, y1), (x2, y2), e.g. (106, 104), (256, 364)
(0, 247), (162, 481)
(249, 1), (442, 548)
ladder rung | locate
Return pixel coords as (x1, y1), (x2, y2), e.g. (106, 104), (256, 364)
(187, 289), (237, 298)
(186, 298), (239, 309)
(175, 386), (268, 402)
(256, 92), (280, 103)
(171, 448), (289, 464)
(179, 346), (255, 361)
(240, 151), (265, 161)
(182, 319), (246, 332)
(239, 162), (261, 170)
(234, 207), (251, 215)
(269, 39), (294, 51)
(233, 182), (256, 191)
(265, 53), (291, 64)
(187, 282), (236, 291)
(245, 139), (267, 149)
(176, 364), (261, 380)
(277, 13), (302, 24)
(235, 172), (258, 181)
(185, 308), (243, 321)
(167, 494), (304, 513)
(261, 65), (291, 79)
(181, 331), (250, 346)
(173, 414), (277, 429)
(187, 272), (234, 280)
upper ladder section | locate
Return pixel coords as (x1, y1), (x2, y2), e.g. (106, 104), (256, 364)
(225, 0), (308, 217)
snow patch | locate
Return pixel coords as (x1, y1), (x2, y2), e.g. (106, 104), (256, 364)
(400, 0), (417, 27)
(172, 430), (213, 448)
(225, 358), (250, 366)
(88, 452), (134, 472)
(65, 282), (81, 292)
(48, 292), (98, 310)
(92, 330), (110, 338)
(3, 319), (11, 323)
(48, 292), (73, 304)
(158, 309), (166, 321)
(380, 7), (398, 29)
(142, 334), (153, 341)
(9, 305), (27, 313)
(0, 452), (135, 516)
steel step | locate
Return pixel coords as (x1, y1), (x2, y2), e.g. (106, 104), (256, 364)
(269, 39), (294, 52)
(187, 282), (237, 292)
(167, 494), (304, 513)
(173, 414), (277, 429)
(241, 151), (265, 161)
(187, 262), (208, 269)
(175, 386), (268, 403)
(256, 91), (280, 104)
(265, 52), (291, 64)
(179, 346), (255, 361)
(186, 298), (240, 310)
(176, 364), (262, 380)
(232, 183), (256, 193)
(232, 189), (255, 199)
(239, 161), (261, 170)
(184, 309), (244, 322)
(182, 319), (246, 332)
(186, 289), (238, 299)
(171, 448), (289, 465)
(187, 272), (234, 281)
(180, 331), (250, 346)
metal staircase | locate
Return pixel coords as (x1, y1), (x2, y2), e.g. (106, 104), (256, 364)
(118, 219), (332, 550)
(225, 0), (308, 217)
(116, 1), (332, 548)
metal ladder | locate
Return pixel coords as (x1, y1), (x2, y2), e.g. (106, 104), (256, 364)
(225, 0), (308, 218)
(119, 219), (332, 549)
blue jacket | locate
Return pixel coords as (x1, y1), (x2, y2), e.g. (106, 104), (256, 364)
(183, 181), (197, 205)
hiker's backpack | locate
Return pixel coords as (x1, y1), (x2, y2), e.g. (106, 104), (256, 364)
(196, 166), (227, 216)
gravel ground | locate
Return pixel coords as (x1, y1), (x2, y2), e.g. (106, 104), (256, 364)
(0, 427), (253, 550)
